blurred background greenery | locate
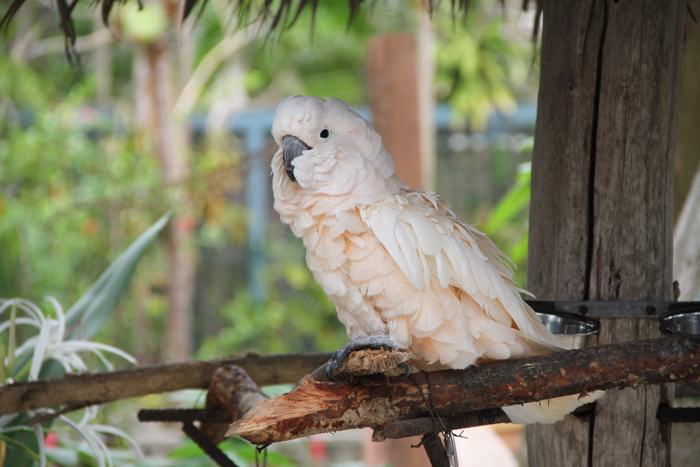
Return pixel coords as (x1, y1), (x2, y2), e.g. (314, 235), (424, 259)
(0, 0), (539, 464)
(1, 0), (537, 359)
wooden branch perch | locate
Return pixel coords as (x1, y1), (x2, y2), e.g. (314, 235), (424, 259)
(227, 337), (700, 444)
(0, 352), (330, 416)
(201, 365), (270, 443)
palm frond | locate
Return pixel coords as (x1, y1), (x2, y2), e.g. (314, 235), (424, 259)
(0, 0), (542, 60)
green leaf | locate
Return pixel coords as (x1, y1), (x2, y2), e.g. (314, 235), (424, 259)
(64, 213), (169, 339)
(485, 181), (530, 233)
(510, 232), (529, 265)
(0, 429), (41, 466)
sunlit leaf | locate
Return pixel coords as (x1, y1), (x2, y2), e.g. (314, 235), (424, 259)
(0, 433), (41, 463)
(64, 214), (169, 340)
(485, 181), (530, 233)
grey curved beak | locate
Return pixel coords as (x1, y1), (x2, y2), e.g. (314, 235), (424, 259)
(283, 135), (311, 182)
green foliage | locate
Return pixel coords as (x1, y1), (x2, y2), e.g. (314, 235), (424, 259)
(169, 437), (294, 467)
(198, 237), (348, 357)
(0, 84), (167, 306)
(483, 138), (533, 285)
(435, 3), (535, 129)
(65, 214), (169, 339)
(240, 1), (383, 104)
(0, 215), (165, 465)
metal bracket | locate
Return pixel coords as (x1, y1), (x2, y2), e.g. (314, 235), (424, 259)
(526, 300), (700, 319)
(138, 408), (238, 467)
(657, 404), (700, 423)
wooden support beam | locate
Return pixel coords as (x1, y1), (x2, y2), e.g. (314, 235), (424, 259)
(368, 32), (434, 190)
(226, 337), (700, 444)
(527, 1), (685, 465)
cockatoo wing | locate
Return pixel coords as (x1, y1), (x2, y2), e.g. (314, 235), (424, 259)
(360, 191), (564, 352)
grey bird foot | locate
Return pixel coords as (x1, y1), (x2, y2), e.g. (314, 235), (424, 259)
(325, 335), (411, 381)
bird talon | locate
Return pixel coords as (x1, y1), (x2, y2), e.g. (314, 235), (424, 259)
(325, 365), (337, 381)
(325, 361), (339, 381)
(324, 335), (408, 381)
(398, 362), (411, 379)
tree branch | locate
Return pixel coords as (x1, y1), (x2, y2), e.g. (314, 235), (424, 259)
(0, 352), (330, 416)
(227, 337), (700, 444)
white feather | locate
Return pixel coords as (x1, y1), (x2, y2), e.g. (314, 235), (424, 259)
(394, 220), (426, 290)
(503, 392), (603, 424)
(402, 209), (443, 255)
(434, 252), (451, 289)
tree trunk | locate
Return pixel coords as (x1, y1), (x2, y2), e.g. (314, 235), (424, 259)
(133, 1), (195, 362)
(526, 1), (684, 466)
(368, 26), (435, 191)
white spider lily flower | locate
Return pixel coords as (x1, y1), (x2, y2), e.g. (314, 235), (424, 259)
(33, 423), (47, 467)
(0, 298), (141, 466)
(0, 298), (45, 323)
(58, 414), (109, 467)
(49, 404), (146, 467)
(89, 424), (146, 462)
(0, 298), (136, 380)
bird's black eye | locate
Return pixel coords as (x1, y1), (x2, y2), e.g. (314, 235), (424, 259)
(319, 128), (330, 139)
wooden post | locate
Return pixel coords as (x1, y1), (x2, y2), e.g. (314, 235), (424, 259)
(368, 29), (434, 191)
(526, 1), (685, 466)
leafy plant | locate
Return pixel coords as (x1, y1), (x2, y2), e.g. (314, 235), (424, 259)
(198, 237), (348, 358)
(434, 2), (535, 129)
(65, 214), (169, 340)
(0, 214), (168, 466)
(169, 437), (294, 467)
(483, 137), (533, 285)
(0, 298), (142, 467)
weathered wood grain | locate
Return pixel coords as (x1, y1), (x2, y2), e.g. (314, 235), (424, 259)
(526, 0), (606, 464)
(226, 337), (700, 444)
(0, 352), (331, 416)
(527, 0), (685, 465)
(587, 1), (683, 466)
(200, 365), (270, 443)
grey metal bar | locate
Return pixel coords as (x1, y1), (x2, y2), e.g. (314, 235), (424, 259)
(526, 300), (700, 319)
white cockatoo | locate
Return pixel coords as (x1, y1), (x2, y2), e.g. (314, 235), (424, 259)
(270, 95), (598, 424)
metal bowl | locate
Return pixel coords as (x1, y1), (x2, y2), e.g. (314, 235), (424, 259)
(659, 310), (700, 396)
(536, 311), (600, 349)
(660, 310), (700, 336)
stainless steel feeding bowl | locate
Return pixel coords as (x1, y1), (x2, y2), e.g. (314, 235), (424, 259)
(660, 309), (700, 396)
(660, 311), (700, 336)
(536, 311), (600, 349)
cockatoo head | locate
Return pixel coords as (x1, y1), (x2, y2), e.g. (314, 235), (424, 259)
(271, 96), (400, 202)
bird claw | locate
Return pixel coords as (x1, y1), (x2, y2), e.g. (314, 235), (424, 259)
(325, 335), (410, 381)
(398, 361), (410, 379)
